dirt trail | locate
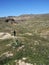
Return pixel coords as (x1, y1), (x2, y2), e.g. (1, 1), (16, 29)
(0, 32), (32, 40)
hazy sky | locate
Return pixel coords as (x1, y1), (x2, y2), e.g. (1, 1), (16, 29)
(0, 0), (49, 17)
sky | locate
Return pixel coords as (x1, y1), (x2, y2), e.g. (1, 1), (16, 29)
(0, 0), (49, 17)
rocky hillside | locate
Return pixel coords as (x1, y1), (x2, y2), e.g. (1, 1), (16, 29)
(0, 14), (49, 65)
(0, 13), (49, 22)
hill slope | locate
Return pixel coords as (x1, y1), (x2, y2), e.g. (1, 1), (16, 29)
(0, 14), (49, 65)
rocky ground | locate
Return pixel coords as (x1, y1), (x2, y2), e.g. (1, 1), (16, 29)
(0, 14), (49, 65)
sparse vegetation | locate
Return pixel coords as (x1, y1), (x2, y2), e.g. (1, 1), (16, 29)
(0, 14), (49, 65)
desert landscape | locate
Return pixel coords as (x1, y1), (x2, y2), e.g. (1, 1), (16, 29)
(0, 14), (49, 65)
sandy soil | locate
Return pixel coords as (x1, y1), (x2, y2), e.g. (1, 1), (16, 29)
(0, 32), (14, 39)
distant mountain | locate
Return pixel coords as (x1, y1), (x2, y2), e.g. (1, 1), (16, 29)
(0, 13), (49, 24)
